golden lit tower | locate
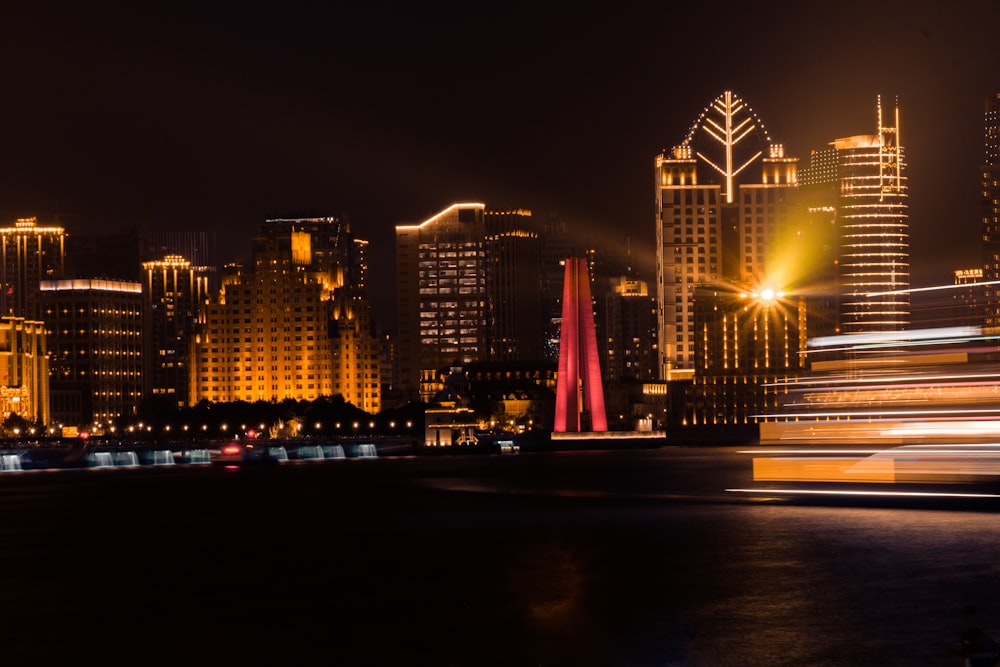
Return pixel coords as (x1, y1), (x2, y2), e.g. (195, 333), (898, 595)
(142, 255), (212, 408)
(654, 91), (799, 381)
(0, 217), (66, 320)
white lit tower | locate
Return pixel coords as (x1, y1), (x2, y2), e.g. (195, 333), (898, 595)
(835, 96), (909, 333)
(654, 90), (799, 381)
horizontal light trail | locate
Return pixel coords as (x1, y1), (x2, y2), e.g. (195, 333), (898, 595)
(727, 488), (1000, 499)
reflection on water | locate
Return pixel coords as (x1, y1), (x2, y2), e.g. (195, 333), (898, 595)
(0, 449), (994, 665)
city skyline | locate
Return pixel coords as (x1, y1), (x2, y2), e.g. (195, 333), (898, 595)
(0, 3), (998, 330)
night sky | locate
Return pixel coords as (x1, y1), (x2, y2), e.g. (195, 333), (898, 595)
(1, 2), (999, 331)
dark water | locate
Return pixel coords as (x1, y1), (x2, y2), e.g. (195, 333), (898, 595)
(0, 447), (997, 665)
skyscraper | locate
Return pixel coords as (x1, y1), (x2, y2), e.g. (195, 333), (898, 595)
(141, 255), (212, 408)
(654, 91), (799, 380)
(395, 203), (542, 400)
(981, 92), (1000, 327)
(0, 217), (66, 320)
(801, 96), (910, 334)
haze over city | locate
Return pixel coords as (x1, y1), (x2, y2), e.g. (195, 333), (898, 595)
(0, 2), (998, 330)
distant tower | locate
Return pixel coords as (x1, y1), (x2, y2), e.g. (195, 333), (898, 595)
(0, 217), (66, 320)
(835, 96), (909, 333)
(554, 258), (607, 432)
(982, 93), (1000, 327)
(142, 255), (212, 408)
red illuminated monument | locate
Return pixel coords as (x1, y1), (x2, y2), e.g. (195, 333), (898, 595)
(554, 257), (607, 432)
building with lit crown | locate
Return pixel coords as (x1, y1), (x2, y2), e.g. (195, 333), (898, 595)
(190, 218), (380, 412)
(40, 279), (143, 430)
(0, 217), (66, 321)
(801, 96), (909, 334)
(654, 91), (800, 386)
(142, 255), (212, 408)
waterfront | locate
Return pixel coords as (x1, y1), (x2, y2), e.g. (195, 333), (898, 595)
(2, 446), (999, 665)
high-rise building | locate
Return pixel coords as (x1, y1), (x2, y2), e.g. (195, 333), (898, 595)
(655, 91), (799, 381)
(0, 217), (66, 320)
(0, 317), (49, 427)
(981, 93), (1000, 327)
(190, 218), (380, 412)
(596, 275), (658, 385)
(395, 203), (542, 400)
(143, 230), (220, 292)
(486, 209), (542, 362)
(40, 279), (144, 430)
(801, 96), (909, 334)
(141, 255), (212, 408)
(690, 285), (806, 426)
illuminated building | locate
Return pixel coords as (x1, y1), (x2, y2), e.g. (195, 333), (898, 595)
(40, 279), (143, 429)
(0, 317), (49, 426)
(554, 257), (607, 432)
(190, 218), (380, 412)
(142, 255), (212, 408)
(951, 268), (986, 328)
(143, 230), (219, 292)
(395, 203), (542, 401)
(981, 93), (1000, 327)
(486, 209), (542, 362)
(597, 275), (658, 385)
(655, 91), (799, 381)
(688, 285), (806, 426)
(0, 217), (66, 320)
(801, 96), (909, 334)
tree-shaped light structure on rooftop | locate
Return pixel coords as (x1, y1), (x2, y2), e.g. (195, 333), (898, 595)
(681, 90), (773, 204)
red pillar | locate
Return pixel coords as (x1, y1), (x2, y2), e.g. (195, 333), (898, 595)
(554, 258), (607, 432)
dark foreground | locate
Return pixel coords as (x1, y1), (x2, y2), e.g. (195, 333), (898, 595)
(1, 446), (998, 665)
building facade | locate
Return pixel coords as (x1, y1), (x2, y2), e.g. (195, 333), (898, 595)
(40, 279), (143, 430)
(655, 91), (800, 382)
(395, 203), (542, 401)
(0, 217), (66, 321)
(142, 255), (212, 408)
(800, 97), (910, 334)
(190, 218), (380, 412)
(0, 317), (49, 427)
(689, 285), (806, 426)
(982, 93), (1000, 328)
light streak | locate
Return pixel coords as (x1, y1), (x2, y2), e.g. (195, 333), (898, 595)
(727, 488), (1000, 499)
